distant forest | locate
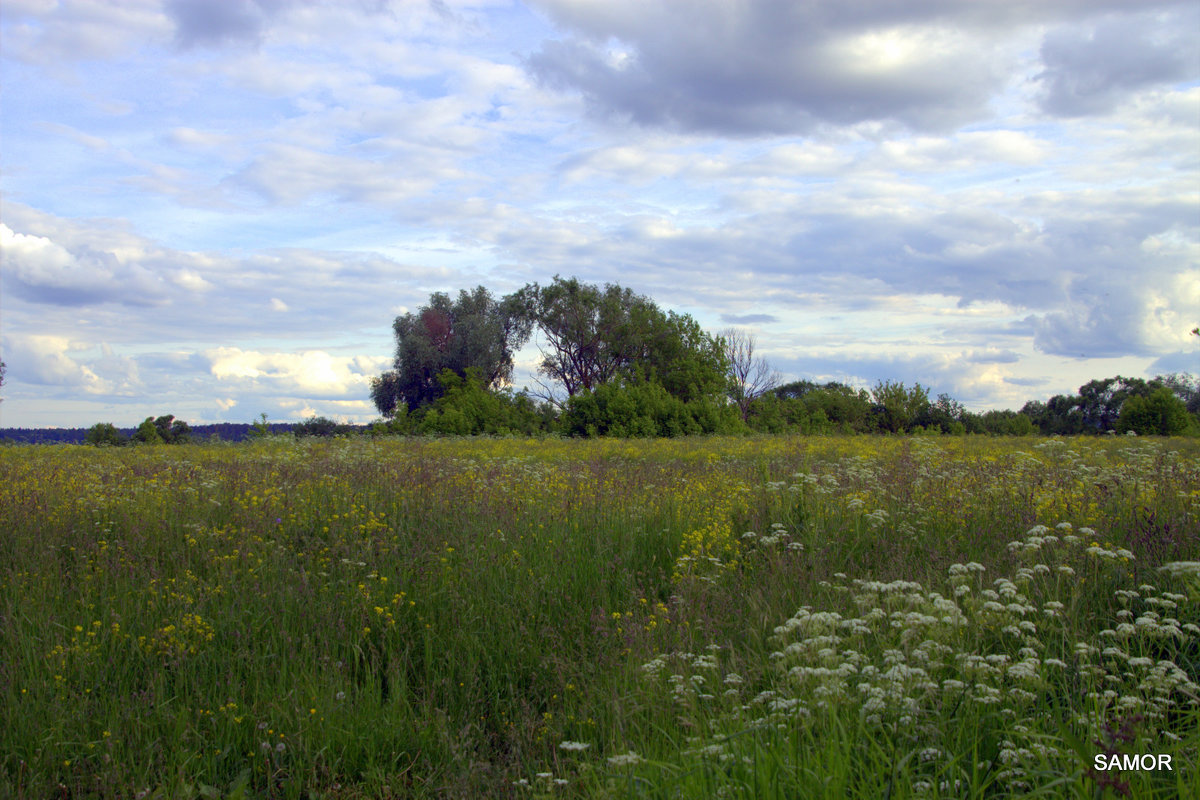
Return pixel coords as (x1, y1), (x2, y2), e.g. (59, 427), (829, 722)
(0, 421), (293, 446)
(3, 278), (1197, 444)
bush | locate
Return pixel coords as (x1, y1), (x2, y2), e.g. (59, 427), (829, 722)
(419, 369), (552, 436)
(132, 418), (164, 445)
(561, 380), (739, 438)
(84, 422), (127, 447)
(295, 416), (353, 438)
(976, 409), (1036, 436)
(1116, 387), (1191, 436)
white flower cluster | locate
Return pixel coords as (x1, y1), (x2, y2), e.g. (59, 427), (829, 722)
(632, 518), (1199, 792)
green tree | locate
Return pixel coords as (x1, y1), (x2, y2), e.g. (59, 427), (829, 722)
(418, 368), (551, 436)
(870, 380), (930, 433)
(1076, 376), (1150, 432)
(514, 276), (728, 408)
(132, 417), (164, 444)
(561, 378), (738, 438)
(248, 412), (272, 440)
(1024, 376), (1157, 435)
(372, 286), (531, 417)
(768, 381), (873, 433)
(84, 422), (126, 446)
(1116, 387), (1190, 436)
(632, 311), (730, 404)
(295, 416), (349, 437)
(921, 393), (968, 434)
(1152, 372), (1200, 415)
(976, 409), (1036, 436)
(513, 276), (654, 403)
(152, 414), (191, 443)
(1022, 394), (1086, 435)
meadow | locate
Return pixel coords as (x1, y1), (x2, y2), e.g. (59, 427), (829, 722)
(1, 434), (1197, 799)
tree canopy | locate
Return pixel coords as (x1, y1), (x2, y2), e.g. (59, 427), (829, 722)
(375, 277), (731, 429)
(366, 278), (1198, 439)
(371, 286), (531, 417)
(512, 276), (726, 407)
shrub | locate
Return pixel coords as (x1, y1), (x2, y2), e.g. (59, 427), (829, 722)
(561, 380), (739, 437)
(1117, 387), (1191, 435)
(84, 422), (127, 446)
(294, 416), (351, 438)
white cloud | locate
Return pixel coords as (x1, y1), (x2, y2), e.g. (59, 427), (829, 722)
(0, 222), (167, 306)
(1, 1), (1196, 426)
(1, 0), (170, 65)
(3, 335), (130, 395)
(168, 126), (235, 149)
(205, 346), (390, 399)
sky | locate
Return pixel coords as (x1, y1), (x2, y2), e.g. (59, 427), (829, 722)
(1, 0), (1197, 428)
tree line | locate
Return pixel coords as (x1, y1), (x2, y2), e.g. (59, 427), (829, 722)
(365, 277), (1198, 438)
(12, 278), (1194, 444)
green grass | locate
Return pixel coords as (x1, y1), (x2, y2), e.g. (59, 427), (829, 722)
(1, 434), (1197, 798)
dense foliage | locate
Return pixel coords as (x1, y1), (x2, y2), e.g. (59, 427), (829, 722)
(744, 375), (1197, 438)
(370, 287), (532, 417)
(361, 277), (1198, 440)
(370, 277), (731, 428)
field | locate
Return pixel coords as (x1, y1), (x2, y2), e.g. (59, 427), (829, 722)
(2, 434), (1198, 799)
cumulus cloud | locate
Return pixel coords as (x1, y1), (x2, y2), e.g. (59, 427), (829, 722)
(3, 335), (135, 395)
(1029, 269), (1200, 358)
(0, 0), (170, 64)
(165, 0), (296, 48)
(205, 347), (390, 399)
(526, 5), (999, 134)
(1, 1), (1195, 426)
(1, 203), (464, 347)
(526, 0), (1197, 136)
(1037, 9), (1200, 116)
(0, 223), (168, 306)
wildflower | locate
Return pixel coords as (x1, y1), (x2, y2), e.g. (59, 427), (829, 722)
(1158, 562), (1200, 579)
(558, 740), (590, 751)
(607, 751), (644, 767)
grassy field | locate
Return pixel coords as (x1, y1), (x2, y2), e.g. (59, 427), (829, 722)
(2, 434), (1198, 798)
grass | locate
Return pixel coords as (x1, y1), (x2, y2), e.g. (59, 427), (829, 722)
(1, 434), (1197, 798)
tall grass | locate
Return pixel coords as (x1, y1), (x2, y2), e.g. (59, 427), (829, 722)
(1, 435), (1197, 798)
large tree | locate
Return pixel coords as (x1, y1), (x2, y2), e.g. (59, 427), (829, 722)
(371, 286), (532, 417)
(513, 276), (728, 407)
(870, 380), (931, 433)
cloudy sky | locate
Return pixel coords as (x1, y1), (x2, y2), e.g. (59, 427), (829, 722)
(1, 0), (1197, 428)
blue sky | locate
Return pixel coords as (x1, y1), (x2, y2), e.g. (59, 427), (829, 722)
(1, 0), (1197, 427)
